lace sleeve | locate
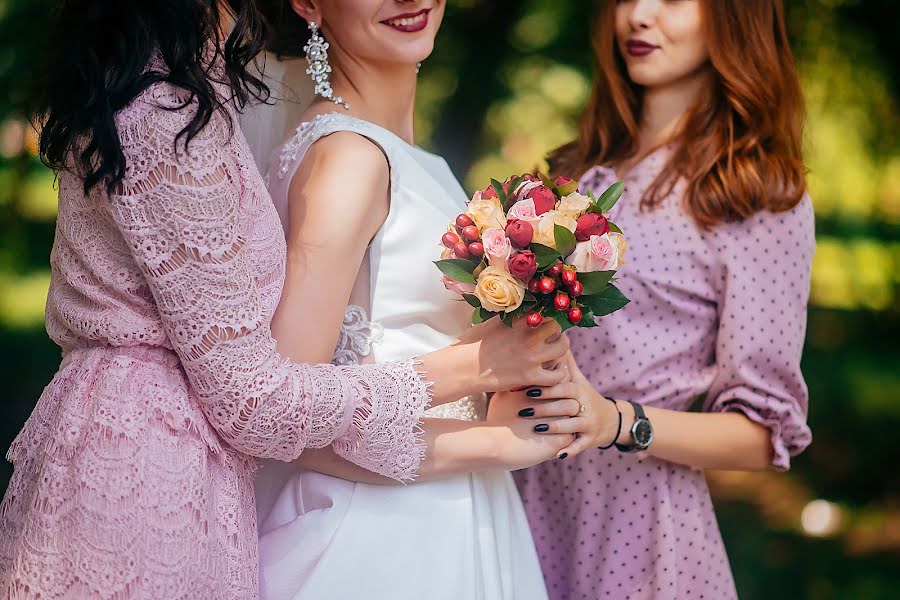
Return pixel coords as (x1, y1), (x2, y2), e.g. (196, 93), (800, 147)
(105, 87), (429, 480)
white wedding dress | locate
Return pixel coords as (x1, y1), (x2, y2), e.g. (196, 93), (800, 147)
(254, 113), (548, 600)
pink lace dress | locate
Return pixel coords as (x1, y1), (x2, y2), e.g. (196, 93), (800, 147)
(0, 83), (431, 599)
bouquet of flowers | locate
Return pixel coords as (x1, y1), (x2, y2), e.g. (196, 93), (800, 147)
(436, 172), (630, 332)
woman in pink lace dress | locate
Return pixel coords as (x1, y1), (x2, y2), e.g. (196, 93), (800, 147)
(515, 1), (814, 598)
(0, 3), (571, 598)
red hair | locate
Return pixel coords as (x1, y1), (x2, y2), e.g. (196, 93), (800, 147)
(549, 0), (806, 228)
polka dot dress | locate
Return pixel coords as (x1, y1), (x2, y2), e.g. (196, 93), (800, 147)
(513, 148), (814, 599)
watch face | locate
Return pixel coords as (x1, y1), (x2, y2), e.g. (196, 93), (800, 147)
(633, 419), (653, 448)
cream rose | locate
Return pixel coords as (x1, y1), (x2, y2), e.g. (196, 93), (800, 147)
(466, 197), (507, 231)
(474, 266), (526, 312)
(533, 210), (578, 248)
(481, 227), (513, 267)
(607, 232), (628, 270)
(557, 192), (592, 218)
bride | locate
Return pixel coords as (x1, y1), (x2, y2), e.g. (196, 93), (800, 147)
(247, 1), (588, 598)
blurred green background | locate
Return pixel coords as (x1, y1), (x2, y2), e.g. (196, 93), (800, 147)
(1, 0), (898, 597)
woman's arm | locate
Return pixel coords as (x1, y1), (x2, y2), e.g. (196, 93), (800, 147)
(529, 199), (815, 470)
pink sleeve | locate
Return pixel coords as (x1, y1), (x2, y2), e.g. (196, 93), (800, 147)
(704, 196), (815, 470)
(106, 88), (429, 480)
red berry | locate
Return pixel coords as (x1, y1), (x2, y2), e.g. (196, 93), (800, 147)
(548, 262), (564, 278)
(538, 276), (557, 295)
(468, 242), (484, 257)
(525, 311), (543, 328)
(462, 225), (480, 242)
(568, 280), (584, 297)
(528, 278), (542, 294)
(453, 242), (470, 259)
(561, 268), (577, 286)
(456, 214), (474, 229)
(554, 293), (571, 311)
(442, 231), (460, 248)
(568, 307), (583, 324)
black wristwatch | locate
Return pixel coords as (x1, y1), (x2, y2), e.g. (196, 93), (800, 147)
(615, 400), (653, 453)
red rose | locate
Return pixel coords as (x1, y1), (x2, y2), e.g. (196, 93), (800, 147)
(553, 175), (572, 187)
(525, 185), (557, 215)
(575, 212), (610, 241)
(508, 251), (538, 282)
(505, 219), (534, 249)
(481, 185), (498, 200)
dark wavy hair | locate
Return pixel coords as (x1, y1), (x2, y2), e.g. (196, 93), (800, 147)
(36, 0), (271, 194)
(257, 0), (310, 58)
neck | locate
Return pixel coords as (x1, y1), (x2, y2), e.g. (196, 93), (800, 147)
(638, 66), (712, 155)
(326, 53), (419, 145)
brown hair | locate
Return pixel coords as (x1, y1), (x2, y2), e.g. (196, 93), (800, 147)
(549, 0), (806, 228)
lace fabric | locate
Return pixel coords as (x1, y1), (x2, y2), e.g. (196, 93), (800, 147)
(0, 82), (432, 599)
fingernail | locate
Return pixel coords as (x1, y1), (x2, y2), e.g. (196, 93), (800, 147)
(534, 423), (549, 433)
(558, 453), (568, 460)
(518, 408), (535, 417)
(526, 389), (542, 398)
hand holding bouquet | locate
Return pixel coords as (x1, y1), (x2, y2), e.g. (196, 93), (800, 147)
(436, 173), (630, 331)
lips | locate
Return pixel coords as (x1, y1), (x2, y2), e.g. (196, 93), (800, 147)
(382, 8), (430, 33)
(625, 39), (658, 57)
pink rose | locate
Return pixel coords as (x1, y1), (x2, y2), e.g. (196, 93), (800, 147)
(509, 180), (541, 204)
(575, 212), (611, 241)
(507, 198), (539, 223)
(505, 219), (534, 249)
(481, 227), (513, 267)
(525, 185), (557, 215)
(442, 275), (476, 295)
(508, 251), (538, 282)
(566, 233), (625, 272)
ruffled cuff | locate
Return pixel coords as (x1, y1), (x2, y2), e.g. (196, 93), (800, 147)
(331, 359), (431, 481)
(709, 389), (812, 471)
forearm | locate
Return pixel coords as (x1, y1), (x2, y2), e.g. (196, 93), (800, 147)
(618, 403), (773, 471)
(297, 418), (501, 484)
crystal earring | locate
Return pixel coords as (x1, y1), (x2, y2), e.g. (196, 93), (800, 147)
(416, 62), (422, 75)
(304, 21), (349, 110)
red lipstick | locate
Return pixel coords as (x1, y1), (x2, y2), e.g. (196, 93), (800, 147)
(625, 39), (658, 57)
(382, 8), (431, 33)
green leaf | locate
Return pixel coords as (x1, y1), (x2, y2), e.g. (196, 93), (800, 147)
(578, 307), (600, 328)
(462, 294), (481, 308)
(597, 181), (624, 213)
(531, 243), (561, 269)
(434, 259), (477, 285)
(538, 171), (554, 190)
(471, 308), (484, 325)
(549, 310), (578, 333)
(608, 221), (622, 234)
(556, 179), (578, 196)
(553, 224), (577, 258)
(582, 284), (630, 317)
(577, 270), (615, 295)
(490, 178), (508, 205)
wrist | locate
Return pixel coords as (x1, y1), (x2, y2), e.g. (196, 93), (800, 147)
(615, 400), (636, 446)
(418, 345), (480, 405)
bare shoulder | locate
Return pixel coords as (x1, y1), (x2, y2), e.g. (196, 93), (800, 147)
(290, 130), (391, 216)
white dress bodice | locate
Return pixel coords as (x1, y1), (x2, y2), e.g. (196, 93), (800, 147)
(255, 112), (546, 600)
(267, 112), (484, 420)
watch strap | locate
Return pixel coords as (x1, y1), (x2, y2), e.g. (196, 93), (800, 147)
(615, 400), (648, 453)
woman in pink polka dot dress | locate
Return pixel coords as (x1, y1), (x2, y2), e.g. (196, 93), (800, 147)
(514, 1), (814, 598)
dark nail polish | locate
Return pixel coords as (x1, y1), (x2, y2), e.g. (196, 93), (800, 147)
(558, 453), (568, 460)
(518, 408), (535, 417)
(534, 423), (549, 433)
(526, 389), (542, 398)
